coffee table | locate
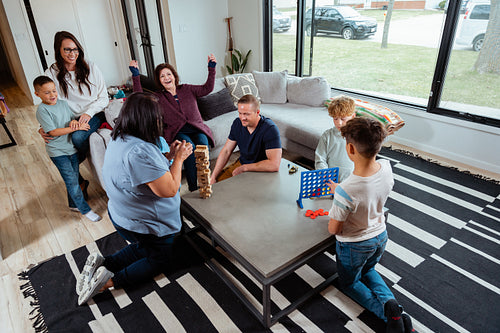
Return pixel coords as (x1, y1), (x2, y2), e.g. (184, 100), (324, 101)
(180, 159), (337, 328)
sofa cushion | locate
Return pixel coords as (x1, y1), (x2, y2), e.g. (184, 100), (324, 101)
(104, 98), (126, 128)
(197, 88), (237, 121)
(204, 110), (239, 157)
(261, 103), (332, 152)
(252, 70), (287, 104)
(287, 76), (330, 107)
(213, 77), (226, 94)
(224, 73), (260, 105)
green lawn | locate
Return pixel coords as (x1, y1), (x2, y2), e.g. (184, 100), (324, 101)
(272, 34), (500, 109)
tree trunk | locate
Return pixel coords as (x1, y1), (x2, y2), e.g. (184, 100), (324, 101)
(474, 0), (500, 74)
(381, 0), (396, 48)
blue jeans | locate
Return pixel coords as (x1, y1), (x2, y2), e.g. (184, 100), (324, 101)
(336, 230), (395, 321)
(50, 153), (90, 214)
(174, 125), (209, 191)
(104, 214), (176, 289)
(72, 112), (106, 163)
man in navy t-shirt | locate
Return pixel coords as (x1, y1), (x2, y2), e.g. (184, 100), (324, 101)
(210, 94), (282, 183)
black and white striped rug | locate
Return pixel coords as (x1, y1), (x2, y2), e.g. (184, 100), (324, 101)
(20, 148), (500, 332)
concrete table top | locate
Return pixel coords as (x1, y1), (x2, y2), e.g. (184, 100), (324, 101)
(182, 159), (335, 278)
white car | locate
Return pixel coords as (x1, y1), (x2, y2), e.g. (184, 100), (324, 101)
(455, 1), (490, 51)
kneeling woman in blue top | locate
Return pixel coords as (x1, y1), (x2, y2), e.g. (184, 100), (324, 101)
(76, 92), (193, 305)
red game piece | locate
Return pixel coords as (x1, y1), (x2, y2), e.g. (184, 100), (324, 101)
(305, 210), (313, 217)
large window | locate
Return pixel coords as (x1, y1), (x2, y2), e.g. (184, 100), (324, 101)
(269, 0), (500, 125)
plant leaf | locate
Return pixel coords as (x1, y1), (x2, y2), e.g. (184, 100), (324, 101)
(232, 53), (240, 73)
(234, 49), (242, 60)
(226, 65), (233, 75)
(241, 50), (252, 72)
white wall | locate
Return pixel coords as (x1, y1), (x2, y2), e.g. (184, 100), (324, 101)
(228, 0), (263, 73)
(167, 0), (228, 83)
(1, 0), (130, 103)
(387, 108), (500, 174)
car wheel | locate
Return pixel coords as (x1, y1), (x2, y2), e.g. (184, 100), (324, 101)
(342, 27), (354, 40)
(472, 35), (484, 52)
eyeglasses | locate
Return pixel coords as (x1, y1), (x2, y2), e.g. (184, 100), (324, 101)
(63, 47), (79, 54)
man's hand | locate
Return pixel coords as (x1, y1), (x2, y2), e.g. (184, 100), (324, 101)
(79, 114), (91, 125)
(38, 127), (53, 143)
(232, 164), (247, 176)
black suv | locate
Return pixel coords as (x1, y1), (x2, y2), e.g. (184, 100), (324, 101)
(305, 6), (377, 39)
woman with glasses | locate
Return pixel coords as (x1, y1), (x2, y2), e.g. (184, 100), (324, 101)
(42, 31), (109, 199)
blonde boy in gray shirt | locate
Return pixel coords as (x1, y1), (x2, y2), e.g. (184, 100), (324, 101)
(315, 95), (355, 182)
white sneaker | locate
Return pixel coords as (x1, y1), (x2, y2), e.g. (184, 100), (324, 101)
(78, 266), (114, 306)
(76, 252), (105, 296)
(84, 210), (101, 222)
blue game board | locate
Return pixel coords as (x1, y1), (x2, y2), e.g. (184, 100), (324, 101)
(296, 167), (339, 209)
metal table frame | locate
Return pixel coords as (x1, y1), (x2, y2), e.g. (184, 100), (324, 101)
(181, 201), (337, 328)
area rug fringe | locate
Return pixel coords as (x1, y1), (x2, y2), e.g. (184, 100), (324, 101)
(387, 146), (500, 185)
(18, 271), (49, 333)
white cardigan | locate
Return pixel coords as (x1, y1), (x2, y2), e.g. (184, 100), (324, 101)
(45, 61), (109, 118)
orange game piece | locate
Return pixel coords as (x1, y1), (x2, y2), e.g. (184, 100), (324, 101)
(305, 210), (313, 217)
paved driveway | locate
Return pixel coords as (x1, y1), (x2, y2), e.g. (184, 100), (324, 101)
(280, 12), (470, 50)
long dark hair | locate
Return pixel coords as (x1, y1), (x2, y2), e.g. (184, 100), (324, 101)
(52, 31), (91, 97)
(112, 92), (163, 145)
(154, 63), (180, 90)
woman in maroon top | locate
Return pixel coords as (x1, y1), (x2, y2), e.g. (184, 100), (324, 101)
(129, 55), (216, 191)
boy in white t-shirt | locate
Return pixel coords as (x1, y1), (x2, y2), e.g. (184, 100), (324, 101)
(327, 117), (414, 333)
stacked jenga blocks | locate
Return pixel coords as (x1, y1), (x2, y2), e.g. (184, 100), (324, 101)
(194, 145), (212, 199)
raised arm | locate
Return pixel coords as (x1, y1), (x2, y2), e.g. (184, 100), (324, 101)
(191, 54), (216, 98)
(129, 60), (144, 93)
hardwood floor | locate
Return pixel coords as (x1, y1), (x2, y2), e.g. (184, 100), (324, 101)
(0, 79), (115, 332)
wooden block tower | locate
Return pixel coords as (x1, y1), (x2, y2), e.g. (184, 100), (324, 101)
(194, 145), (212, 198)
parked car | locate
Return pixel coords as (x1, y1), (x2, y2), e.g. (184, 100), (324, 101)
(273, 7), (292, 33)
(305, 6), (377, 39)
(444, 0), (469, 14)
(455, 1), (490, 51)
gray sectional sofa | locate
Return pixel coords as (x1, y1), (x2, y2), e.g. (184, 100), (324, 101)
(203, 71), (333, 160)
(88, 71), (333, 187)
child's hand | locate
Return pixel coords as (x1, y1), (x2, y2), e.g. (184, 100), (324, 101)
(69, 120), (79, 131)
(327, 179), (338, 193)
(78, 122), (91, 131)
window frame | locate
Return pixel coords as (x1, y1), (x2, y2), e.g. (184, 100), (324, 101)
(263, 0), (500, 128)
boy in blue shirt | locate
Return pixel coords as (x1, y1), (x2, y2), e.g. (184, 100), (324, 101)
(34, 76), (101, 222)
